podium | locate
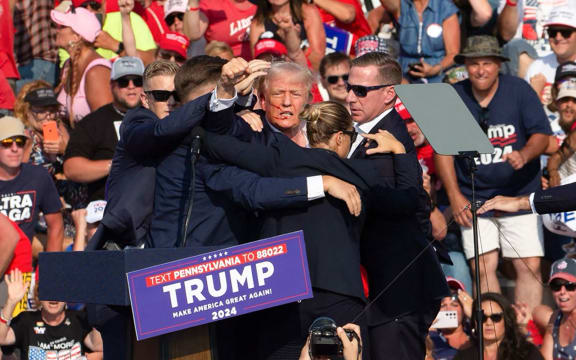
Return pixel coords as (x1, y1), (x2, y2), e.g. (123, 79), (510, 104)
(39, 246), (227, 360)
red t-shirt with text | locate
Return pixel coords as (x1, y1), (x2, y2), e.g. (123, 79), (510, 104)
(200, 0), (256, 60)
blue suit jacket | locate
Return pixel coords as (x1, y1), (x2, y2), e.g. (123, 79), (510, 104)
(202, 128), (422, 301)
(534, 182), (576, 214)
(90, 94), (213, 249)
(350, 109), (449, 324)
(148, 108), (309, 249)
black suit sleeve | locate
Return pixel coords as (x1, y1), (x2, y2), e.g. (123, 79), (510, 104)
(201, 163), (309, 211)
(122, 93), (210, 156)
(534, 183), (576, 214)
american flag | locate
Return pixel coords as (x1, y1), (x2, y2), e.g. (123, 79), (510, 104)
(27, 343), (82, 360)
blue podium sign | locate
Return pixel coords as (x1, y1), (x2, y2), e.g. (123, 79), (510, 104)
(127, 231), (312, 340)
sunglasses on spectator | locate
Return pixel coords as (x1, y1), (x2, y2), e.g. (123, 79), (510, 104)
(79, 0), (101, 10)
(550, 279), (576, 292)
(166, 13), (184, 26)
(482, 313), (503, 323)
(116, 76), (143, 88)
(339, 129), (358, 143)
(1, 136), (27, 149)
(547, 28), (575, 39)
(158, 50), (186, 64)
(346, 83), (393, 98)
(145, 90), (180, 102)
(31, 107), (58, 117)
(326, 74), (349, 84)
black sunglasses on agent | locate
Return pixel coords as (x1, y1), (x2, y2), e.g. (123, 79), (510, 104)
(116, 76), (143, 88)
(341, 129), (358, 143)
(550, 279), (576, 292)
(326, 74), (349, 84)
(145, 90), (180, 102)
(346, 83), (394, 98)
(1, 136), (27, 149)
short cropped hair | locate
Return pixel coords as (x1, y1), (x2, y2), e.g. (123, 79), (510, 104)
(351, 52), (402, 85)
(143, 60), (180, 90)
(175, 55), (227, 100)
(263, 62), (314, 95)
(319, 52), (351, 78)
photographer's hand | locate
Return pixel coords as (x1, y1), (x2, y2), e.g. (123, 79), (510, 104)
(337, 324), (362, 360)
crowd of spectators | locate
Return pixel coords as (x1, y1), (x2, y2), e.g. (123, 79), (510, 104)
(1, 0), (576, 358)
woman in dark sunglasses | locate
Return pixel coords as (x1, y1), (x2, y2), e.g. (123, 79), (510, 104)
(540, 258), (576, 360)
(454, 292), (543, 360)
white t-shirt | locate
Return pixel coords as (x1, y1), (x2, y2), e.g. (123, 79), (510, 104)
(524, 53), (563, 137)
(498, 0), (570, 57)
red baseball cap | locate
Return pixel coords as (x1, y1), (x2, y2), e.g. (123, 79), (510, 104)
(446, 276), (466, 292)
(254, 38), (287, 58)
(159, 32), (189, 58)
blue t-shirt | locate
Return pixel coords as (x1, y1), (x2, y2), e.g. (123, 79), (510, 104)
(0, 163), (62, 240)
(397, 0), (458, 83)
(452, 75), (552, 214)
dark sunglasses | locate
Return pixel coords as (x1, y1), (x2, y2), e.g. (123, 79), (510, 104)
(346, 83), (393, 98)
(326, 74), (349, 84)
(145, 90), (180, 102)
(478, 107), (489, 134)
(166, 12), (184, 26)
(550, 279), (576, 292)
(482, 313), (503, 323)
(78, 0), (101, 10)
(1, 136), (27, 149)
(341, 129), (358, 143)
(158, 50), (186, 64)
(116, 76), (143, 88)
(547, 28), (575, 39)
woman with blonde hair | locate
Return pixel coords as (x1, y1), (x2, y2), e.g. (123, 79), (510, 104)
(51, 5), (113, 124)
(201, 101), (420, 358)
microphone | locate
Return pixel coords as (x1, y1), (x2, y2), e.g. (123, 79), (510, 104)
(190, 126), (204, 163)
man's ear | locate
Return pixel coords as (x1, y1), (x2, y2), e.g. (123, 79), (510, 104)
(260, 92), (267, 109)
(140, 92), (149, 109)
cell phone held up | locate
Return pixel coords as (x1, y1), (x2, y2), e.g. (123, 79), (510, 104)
(433, 310), (458, 329)
(42, 120), (59, 142)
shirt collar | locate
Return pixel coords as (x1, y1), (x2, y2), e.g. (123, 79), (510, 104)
(356, 107), (394, 134)
(265, 116), (310, 148)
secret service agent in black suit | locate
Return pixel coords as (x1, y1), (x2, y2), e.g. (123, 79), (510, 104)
(202, 124), (421, 359)
(479, 182), (576, 215)
(345, 52), (449, 360)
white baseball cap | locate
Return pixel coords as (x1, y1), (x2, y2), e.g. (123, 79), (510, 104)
(164, 0), (186, 18)
(85, 200), (107, 224)
(546, 5), (576, 29)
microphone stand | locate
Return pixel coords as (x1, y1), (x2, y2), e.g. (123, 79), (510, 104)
(458, 151), (484, 360)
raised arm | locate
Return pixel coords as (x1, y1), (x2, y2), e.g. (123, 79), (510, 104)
(313, 0), (356, 24)
(0, 269), (28, 346)
(119, 0), (138, 57)
(183, 0), (209, 41)
(497, 0), (519, 42)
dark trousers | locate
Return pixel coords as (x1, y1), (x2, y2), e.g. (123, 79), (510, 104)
(235, 289), (367, 360)
(87, 304), (131, 360)
(369, 302), (440, 360)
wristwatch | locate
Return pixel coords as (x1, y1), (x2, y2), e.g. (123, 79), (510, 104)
(116, 41), (125, 54)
